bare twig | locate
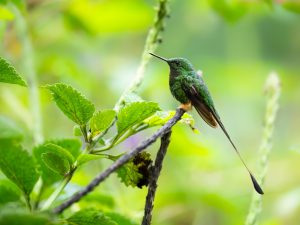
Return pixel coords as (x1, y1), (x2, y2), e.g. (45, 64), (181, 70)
(245, 72), (281, 225)
(142, 131), (172, 225)
(53, 108), (185, 214)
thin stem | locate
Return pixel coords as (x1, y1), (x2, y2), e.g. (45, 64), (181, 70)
(41, 173), (73, 211)
(142, 131), (172, 225)
(53, 108), (185, 214)
(114, 0), (170, 111)
(13, 6), (43, 145)
(25, 194), (32, 211)
(245, 72), (281, 225)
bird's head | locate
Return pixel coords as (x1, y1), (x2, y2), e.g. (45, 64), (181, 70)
(149, 53), (194, 72)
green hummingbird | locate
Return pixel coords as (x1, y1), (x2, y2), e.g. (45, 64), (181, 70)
(150, 52), (264, 195)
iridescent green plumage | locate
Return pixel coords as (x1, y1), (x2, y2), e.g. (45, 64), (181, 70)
(150, 53), (264, 195)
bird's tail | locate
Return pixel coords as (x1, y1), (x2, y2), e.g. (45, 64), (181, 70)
(212, 111), (264, 195)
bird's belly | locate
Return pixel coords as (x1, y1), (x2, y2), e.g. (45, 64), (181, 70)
(170, 82), (190, 104)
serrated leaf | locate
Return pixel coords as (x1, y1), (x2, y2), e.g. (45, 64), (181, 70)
(0, 116), (23, 141)
(67, 208), (117, 225)
(0, 140), (38, 196)
(46, 83), (95, 126)
(0, 57), (27, 86)
(0, 180), (21, 205)
(105, 212), (138, 225)
(41, 152), (70, 176)
(117, 102), (160, 135)
(144, 111), (198, 133)
(116, 152), (152, 188)
(33, 141), (76, 185)
(90, 109), (116, 136)
(77, 154), (106, 167)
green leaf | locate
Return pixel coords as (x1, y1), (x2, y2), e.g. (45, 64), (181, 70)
(90, 109), (116, 137)
(0, 57), (27, 86)
(0, 140), (39, 196)
(46, 83), (95, 126)
(117, 101), (160, 135)
(33, 141), (77, 185)
(117, 152), (152, 188)
(67, 208), (117, 225)
(0, 210), (51, 225)
(41, 152), (70, 176)
(50, 138), (81, 158)
(105, 213), (138, 225)
(77, 154), (106, 167)
(143, 111), (198, 133)
(0, 116), (23, 141)
(40, 143), (74, 176)
(0, 180), (21, 205)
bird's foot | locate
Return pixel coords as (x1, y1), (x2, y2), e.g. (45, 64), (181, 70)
(179, 102), (192, 111)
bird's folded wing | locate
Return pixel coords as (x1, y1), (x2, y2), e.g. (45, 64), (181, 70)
(181, 80), (218, 128)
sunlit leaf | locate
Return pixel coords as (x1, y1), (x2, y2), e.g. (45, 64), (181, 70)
(0, 140), (39, 197)
(46, 83), (95, 126)
(117, 101), (160, 135)
(90, 109), (116, 137)
(50, 138), (81, 158)
(67, 208), (117, 225)
(0, 57), (27, 86)
(143, 111), (198, 133)
(0, 116), (23, 141)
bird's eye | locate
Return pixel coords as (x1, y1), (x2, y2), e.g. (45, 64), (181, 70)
(175, 62), (180, 66)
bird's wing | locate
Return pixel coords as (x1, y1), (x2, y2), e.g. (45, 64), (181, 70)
(181, 77), (217, 128)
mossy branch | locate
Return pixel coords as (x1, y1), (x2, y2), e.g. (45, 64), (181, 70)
(245, 72), (281, 225)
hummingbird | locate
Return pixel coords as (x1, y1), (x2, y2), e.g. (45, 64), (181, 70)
(150, 52), (264, 195)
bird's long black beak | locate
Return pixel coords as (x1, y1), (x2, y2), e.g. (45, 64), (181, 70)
(149, 53), (168, 62)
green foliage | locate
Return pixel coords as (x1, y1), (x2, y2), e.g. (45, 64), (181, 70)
(0, 210), (51, 225)
(0, 140), (38, 197)
(117, 101), (160, 135)
(105, 213), (138, 225)
(34, 140), (79, 185)
(0, 5), (14, 21)
(0, 180), (21, 205)
(0, 116), (23, 141)
(117, 152), (152, 188)
(0, 57), (27, 86)
(76, 154), (106, 167)
(90, 109), (116, 137)
(39, 143), (75, 176)
(67, 208), (117, 225)
(46, 83), (95, 126)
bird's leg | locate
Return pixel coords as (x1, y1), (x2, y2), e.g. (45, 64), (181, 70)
(179, 102), (192, 111)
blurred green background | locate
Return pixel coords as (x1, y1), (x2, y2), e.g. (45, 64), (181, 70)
(1, 0), (300, 224)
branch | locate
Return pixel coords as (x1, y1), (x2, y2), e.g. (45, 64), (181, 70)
(142, 131), (172, 225)
(53, 108), (185, 214)
(245, 72), (281, 225)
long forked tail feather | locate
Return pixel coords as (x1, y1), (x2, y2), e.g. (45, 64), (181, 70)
(212, 111), (264, 195)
